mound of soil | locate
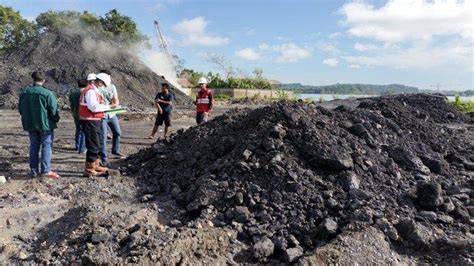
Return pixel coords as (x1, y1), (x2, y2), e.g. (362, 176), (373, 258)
(123, 94), (473, 263)
(0, 31), (193, 110)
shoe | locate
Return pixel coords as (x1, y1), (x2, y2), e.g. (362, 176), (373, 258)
(84, 162), (99, 177)
(107, 134), (112, 140)
(112, 152), (126, 159)
(29, 171), (38, 178)
(41, 171), (60, 179)
(147, 135), (154, 139)
(94, 159), (108, 174)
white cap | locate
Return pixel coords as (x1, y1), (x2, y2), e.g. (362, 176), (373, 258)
(87, 73), (96, 81)
(198, 77), (208, 84)
(96, 73), (111, 87)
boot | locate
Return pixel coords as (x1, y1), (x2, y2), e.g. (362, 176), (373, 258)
(94, 159), (108, 175)
(83, 161), (99, 177)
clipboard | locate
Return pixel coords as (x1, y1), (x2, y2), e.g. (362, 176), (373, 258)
(104, 107), (127, 115)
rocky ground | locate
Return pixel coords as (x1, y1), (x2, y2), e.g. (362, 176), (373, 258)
(0, 95), (473, 264)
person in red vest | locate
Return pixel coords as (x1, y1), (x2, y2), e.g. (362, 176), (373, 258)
(195, 77), (214, 125)
(79, 73), (117, 177)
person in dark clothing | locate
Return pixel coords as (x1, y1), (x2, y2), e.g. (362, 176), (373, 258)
(148, 83), (175, 139)
(18, 71), (60, 179)
(69, 79), (88, 153)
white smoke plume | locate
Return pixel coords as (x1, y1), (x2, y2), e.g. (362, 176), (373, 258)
(139, 50), (182, 90)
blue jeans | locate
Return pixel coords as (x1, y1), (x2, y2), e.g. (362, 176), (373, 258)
(28, 130), (54, 175)
(74, 119), (86, 153)
(100, 115), (121, 163)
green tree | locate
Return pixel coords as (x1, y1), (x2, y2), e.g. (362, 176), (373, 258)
(0, 5), (37, 50)
(36, 10), (82, 32)
(100, 9), (146, 44)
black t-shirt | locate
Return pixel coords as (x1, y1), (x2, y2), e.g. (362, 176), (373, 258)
(155, 92), (175, 113)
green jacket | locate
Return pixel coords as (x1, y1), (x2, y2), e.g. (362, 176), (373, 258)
(68, 88), (81, 122)
(18, 84), (60, 132)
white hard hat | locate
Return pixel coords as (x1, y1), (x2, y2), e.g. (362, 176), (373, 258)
(87, 73), (96, 81)
(198, 77), (208, 84)
(96, 73), (111, 87)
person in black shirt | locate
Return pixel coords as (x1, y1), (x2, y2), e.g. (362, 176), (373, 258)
(148, 83), (175, 139)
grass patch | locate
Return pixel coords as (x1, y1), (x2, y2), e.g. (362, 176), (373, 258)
(450, 96), (474, 112)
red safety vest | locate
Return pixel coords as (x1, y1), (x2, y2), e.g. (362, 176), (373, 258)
(196, 89), (213, 113)
(79, 85), (105, 121)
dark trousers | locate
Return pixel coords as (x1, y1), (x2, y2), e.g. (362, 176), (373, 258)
(80, 120), (102, 162)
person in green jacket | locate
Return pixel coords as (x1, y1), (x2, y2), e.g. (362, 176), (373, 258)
(18, 71), (60, 179)
(69, 79), (87, 154)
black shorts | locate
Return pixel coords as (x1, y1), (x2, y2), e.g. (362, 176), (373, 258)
(155, 112), (171, 127)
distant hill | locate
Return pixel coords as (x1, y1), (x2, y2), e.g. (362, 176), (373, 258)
(277, 83), (419, 95)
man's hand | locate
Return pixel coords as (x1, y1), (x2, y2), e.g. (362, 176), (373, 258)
(110, 103), (118, 109)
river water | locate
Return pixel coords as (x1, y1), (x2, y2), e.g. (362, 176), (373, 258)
(299, 94), (474, 102)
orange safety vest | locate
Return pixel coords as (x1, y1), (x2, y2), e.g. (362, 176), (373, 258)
(79, 85), (105, 121)
(196, 89), (213, 113)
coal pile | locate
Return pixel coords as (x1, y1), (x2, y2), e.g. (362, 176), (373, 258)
(0, 31), (193, 110)
(125, 94), (473, 263)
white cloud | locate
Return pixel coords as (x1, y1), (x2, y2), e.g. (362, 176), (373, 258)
(172, 17), (229, 46)
(343, 42), (472, 70)
(236, 48), (261, 61)
(340, 0), (473, 43)
(317, 42), (342, 54)
(276, 43), (312, 63)
(338, 0), (473, 73)
(252, 43), (312, 63)
(323, 58), (339, 67)
(349, 64), (360, 69)
(354, 42), (379, 52)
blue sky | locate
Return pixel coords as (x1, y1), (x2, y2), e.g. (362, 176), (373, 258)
(1, 0), (473, 90)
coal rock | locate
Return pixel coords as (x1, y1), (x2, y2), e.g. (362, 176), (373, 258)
(395, 219), (433, 249)
(285, 246), (303, 263)
(252, 237), (274, 260)
(376, 218), (399, 241)
(416, 211), (438, 222)
(339, 171), (360, 190)
(417, 182), (443, 210)
(233, 206), (251, 223)
(319, 218), (338, 237)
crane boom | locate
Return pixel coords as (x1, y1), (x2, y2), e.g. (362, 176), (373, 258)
(154, 20), (172, 60)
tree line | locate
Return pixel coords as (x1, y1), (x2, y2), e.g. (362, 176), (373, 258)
(277, 83), (420, 95)
(180, 68), (273, 90)
(0, 6), (146, 50)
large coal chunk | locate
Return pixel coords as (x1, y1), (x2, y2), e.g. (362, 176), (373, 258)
(416, 181), (443, 210)
(388, 147), (430, 174)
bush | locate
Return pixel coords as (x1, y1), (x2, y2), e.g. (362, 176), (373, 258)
(451, 96), (474, 113)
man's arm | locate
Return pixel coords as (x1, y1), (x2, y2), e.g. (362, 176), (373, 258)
(85, 90), (110, 112)
(156, 99), (172, 105)
(48, 92), (60, 123)
(208, 92), (214, 111)
(111, 85), (120, 105)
